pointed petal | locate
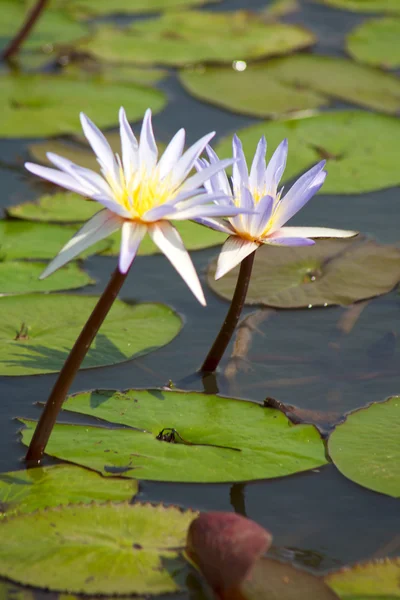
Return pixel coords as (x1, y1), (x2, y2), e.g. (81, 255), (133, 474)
(80, 113), (119, 183)
(180, 158), (234, 193)
(264, 236), (315, 246)
(157, 128), (185, 178)
(46, 153), (111, 197)
(248, 194), (274, 238)
(25, 162), (92, 196)
(119, 107), (139, 181)
(232, 134), (249, 193)
(249, 136), (266, 192)
(275, 226), (358, 239)
(264, 138), (288, 196)
(194, 217), (234, 235)
(205, 144), (232, 195)
(90, 193), (131, 218)
(139, 108), (158, 171)
(166, 203), (253, 221)
(230, 185), (254, 234)
(171, 131), (215, 189)
(40, 210), (122, 279)
(215, 235), (259, 279)
(148, 221), (206, 305)
(119, 221), (147, 273)
(142, 204), (177, 222)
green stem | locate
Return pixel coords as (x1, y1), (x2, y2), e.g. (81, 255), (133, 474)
(25, 266), (129, 465)
(201, 251), (256, 373)
(2, 0), (49, 62)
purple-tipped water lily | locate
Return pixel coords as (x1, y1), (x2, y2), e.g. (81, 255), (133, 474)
(196, 135), (357, 279)
(25, 109), (247, 305)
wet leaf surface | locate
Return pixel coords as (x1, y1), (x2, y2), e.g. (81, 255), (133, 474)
(326, 557), (400, 598)
(60, 0), (221, 16)
(328, 396), (400, 497)
(0, 464), (137, 518)
(20, 388), (327, 482)
(215, 111), (400, 194)
(347, 17), (400, 69)
(208, 238), (400, 308)
(0, 502), (196, 595)
(0, 295), (181, 375)
(0, 261), (93, 295)
(80, 11), (315, 66)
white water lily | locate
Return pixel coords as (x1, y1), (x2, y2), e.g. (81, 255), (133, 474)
(195, 135), (358, 279)
(25, 109), (248, 305)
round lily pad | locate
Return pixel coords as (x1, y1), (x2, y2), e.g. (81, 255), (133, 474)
(208, 238), (400, 309)
(0, 73), (166, 137)
(0, 502), (196, 595)
(0, 295), (181, 376)
(326, 558), (400, 598)
(20, 388), (327, 482)
(0, 464), (138, 518)
(79, 11), (315, 66)
(347, 17), (400, 69)
(0, 0), (88, 53)
(60, 0), (221, 17)
(180, 55), (400, 117)
(312, 0), (400, 13)
(215, 110), (400, 194)
(0, 261), (93, 295)
(328, 396), (400, 497)
(0, 220), (109, 260)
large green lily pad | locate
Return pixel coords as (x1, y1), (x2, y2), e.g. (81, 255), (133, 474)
(0, 0), (88, 53)
(0, 295), (181, 376)
(0, 220), (108, 260)
(328, 396), (400, 497)
(0, 464), (138, 518)
(0, 502), (196, 595)
(312, 0), (400, 13)
(180, 55), (400, 117)
(0, 73), (166, 137)
(215, 110), (400, 194)
(0, 261), (93, 295)
(326, 558), (400, 598)
(59, 0), (221, 17)
(208, 238), (400, 309)
(20, 388), (327, 482)
(347, 17), (400, 69)
(79, 11), (315, 66)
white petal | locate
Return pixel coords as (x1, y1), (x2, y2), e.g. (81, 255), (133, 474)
(157, 128), (185, 178)
(40, 209), (123, 279)
(264, 138), (288, 197)
(179, 158), (234, 193)
(170, 131), (215, 189)
(119, 107), (139, 182)
(47, 153), (111, 197)
(148, 222), (206, 305)
(80, 113), (119, 184)
(91, 193), (132, 218)
(119, 221), (147, 273)
(275, 226), (359, 239)
(249, 136), (266, 192)
(215, 235), (259, 279)
(139, 108), (158, 171)
(205, 144), (232, 195)
(25, 162), (92, 196)
(194, 217), (234, 235)
(232, 134), (249, 193)
(167, 203), (250, 221)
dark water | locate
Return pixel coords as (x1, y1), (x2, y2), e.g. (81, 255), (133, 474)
(0, 0), (399, 595)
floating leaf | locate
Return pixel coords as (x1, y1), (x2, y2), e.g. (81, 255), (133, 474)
(0, 295), (181, 376)
(79, 11), (315, 66)
(208, 238), (400, 309)
(312, 0), (400, 14)
(328, 396), (400, 497)
(0, 220), (108, 260)
(0, 464), (137, 518)
(326, 558), (400, 598)
(0, 503), (196, 595)
(63, 61), (168, 87)
(20, 388), (327, 482)
(263, 0), (300, 19)
(0, 261), (93, 295)
(59, 0), (221, 17)
(0, 0), (88, 53)
(0, 73), (166, 137)
(347, 17), (400, 69)
(181, 55), (400, 117)
(215, 110), (400, 194)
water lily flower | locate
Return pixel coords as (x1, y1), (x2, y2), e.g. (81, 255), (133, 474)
(195, 135), (357, 279)
(25, 109), (248, 305)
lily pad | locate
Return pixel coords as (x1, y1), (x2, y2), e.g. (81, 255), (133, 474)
(0, 261), (93, 295)
(0, 464), (138, 518)
(180, 55), (400, 117)
(59, 0), (221, 17)
(326, 558), (400, 598)
(312, 0), (400, 14)
(0, 220), (109, 260)
(0, 502), (196, 595)
(0, 295), (181, 376)
(208, 238), (400, 309)
(0, 73), (166, 137)
(328, 396), (400, 497)
(79, 11), (315, 66)
(215, 110), (400, 194)
(347, 17), (400, 69)
(20, 388), (327, 482)
(7, 193), (100, 223)
(0, 0), (88, 53)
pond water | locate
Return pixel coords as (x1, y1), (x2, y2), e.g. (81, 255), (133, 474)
(0, 0), (399, 596)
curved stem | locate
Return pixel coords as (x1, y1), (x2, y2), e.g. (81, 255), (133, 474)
(2, 0), (49, 62)
(25, 266), (129, 465)
(201, 251), (256, 373)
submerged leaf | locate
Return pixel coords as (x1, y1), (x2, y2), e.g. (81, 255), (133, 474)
(0, 261), (93, 295)
(0, 503), (196, 595)
(0, 295), (181, 376)
(215, 110), (400, 194)
(328, 396), (400, 497)
(326, 558), (400, 598)
(20, 388), (327, 482)
(347, 17), (400, 69)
